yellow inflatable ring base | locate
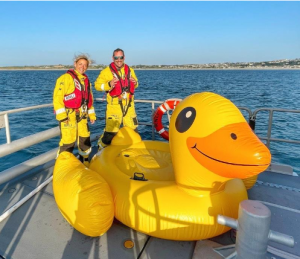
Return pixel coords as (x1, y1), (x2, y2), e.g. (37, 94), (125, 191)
(89, 92), (271, 241)
(90, 127), (248, 241)
(53, 152), (114, 237)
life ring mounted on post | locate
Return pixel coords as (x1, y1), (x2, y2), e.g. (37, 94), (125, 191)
(153, 99), (181, 140)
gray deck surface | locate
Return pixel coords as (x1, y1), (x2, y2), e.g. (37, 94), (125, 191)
(0, 162), (299, 259)
(248, 171), (300, 257)
(0, 163), (195, 259)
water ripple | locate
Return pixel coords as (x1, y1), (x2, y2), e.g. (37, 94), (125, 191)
(1, 69), (300, 173)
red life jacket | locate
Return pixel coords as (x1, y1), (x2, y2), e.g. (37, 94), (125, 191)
(63, 69), (93, 109)
(108, 63), (135, 97)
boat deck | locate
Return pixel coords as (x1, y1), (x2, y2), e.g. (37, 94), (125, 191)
(0, 156), (299, 259)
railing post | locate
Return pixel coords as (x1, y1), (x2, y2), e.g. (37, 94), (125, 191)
(217, 200), (294, 259)
(152, 101), (155, 140)
(249, 115), (256, 131)
(235, 201), (271, 259)
(4, 113), (11, 144)
(266, 110), (274, 148)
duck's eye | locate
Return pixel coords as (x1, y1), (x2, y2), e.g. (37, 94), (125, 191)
(175, 107), (196, 133)
(231, 133), (237, 140)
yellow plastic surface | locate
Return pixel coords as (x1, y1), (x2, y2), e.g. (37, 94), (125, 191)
(53, 152), (114, 237)
(83, 92), (271, 241)
(170, 92), (271, 191)
(242, 175), (258, 189)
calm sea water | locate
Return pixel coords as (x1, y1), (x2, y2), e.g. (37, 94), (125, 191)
(1, 69), (300, 173)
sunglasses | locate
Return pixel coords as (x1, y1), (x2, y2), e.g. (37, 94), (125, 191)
(114, 56), (124, 60)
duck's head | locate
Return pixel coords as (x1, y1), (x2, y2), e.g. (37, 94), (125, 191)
(169, 92), (271, 189)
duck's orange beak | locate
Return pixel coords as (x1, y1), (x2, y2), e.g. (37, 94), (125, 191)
(187, 122), (271, 179)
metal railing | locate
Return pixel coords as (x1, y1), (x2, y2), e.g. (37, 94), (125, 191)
(251, 108), (300, 148)
(1, 100), (300, 183)
(0, 99), (164, 185)
(1, 101), (300, 152)
(0, 104), (53, 144)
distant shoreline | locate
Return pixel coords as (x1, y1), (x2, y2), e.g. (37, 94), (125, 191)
(0, 68), (300, 71)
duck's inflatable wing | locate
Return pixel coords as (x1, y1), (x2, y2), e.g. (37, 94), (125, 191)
(53, 152), (114, 237)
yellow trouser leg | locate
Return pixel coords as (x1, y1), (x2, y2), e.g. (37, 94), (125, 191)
(123, 101), (138, 130)
(77, 117), (91, 157)
(98, 103), (122, 150)
(58, 119), (77, 155)
(98, 99), (138, 151)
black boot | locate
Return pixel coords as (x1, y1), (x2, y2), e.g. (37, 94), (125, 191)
(78, 155), (90, 167)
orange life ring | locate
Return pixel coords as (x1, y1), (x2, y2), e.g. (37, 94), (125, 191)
(153, 99), (181, 140)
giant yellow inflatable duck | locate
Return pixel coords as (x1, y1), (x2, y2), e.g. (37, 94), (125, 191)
(89, 92), (271, 241)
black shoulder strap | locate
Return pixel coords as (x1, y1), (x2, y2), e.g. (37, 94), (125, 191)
(83, 74), (91, 104)
(67, 69), (79, 81)
(125, 64), (131, 80)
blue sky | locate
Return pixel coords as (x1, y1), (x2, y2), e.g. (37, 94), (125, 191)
(1, 1), (299, 66)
